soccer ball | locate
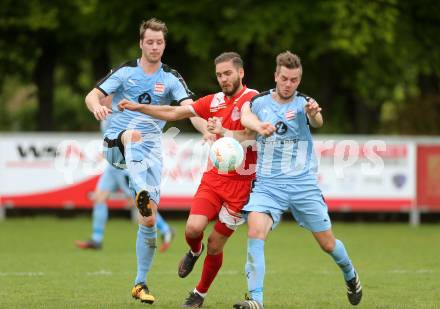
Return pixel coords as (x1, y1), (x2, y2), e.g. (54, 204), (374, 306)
(209, 137), (244, 172)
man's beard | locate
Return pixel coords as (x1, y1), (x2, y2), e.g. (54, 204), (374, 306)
(223, 78), (241, 96)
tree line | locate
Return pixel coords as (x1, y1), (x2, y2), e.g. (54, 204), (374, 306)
(1, 0), (439, 134)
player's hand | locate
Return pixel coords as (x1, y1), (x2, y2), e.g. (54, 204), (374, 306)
(207, 117), (226, 135)
(203, 132), (216, 144)
(92, 105), (112, 120)
(118, 99), (140, 111)
(305, 99), (321, 118)
(257, 122), (276, 137)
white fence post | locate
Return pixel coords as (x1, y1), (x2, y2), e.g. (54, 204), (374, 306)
(0, 205), (6, 221)
(409, 205), (420, 226)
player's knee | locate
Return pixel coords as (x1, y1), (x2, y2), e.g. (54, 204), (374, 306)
(319, 238), (336, 253)
(139, 215), (155, 227)
(122, 130), (142, 144)
(130, 130), (142, 142)
(185, 222), (204, 238)
(92, 190), (109, 203)
(247, 227), (266, 240)
(207, 224), (230, 254)
(206, 236), (224, 255)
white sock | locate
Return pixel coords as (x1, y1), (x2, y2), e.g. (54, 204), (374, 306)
(191, 246), (203, 256)
(194, 288), (206, 298)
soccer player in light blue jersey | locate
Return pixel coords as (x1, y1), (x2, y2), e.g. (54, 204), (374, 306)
(233, 51), (362, 309)
(75, 113), (175, 253)
(84, 18), (206, 304)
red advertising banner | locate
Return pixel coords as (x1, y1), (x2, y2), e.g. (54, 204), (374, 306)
(416, 145), (440, 211)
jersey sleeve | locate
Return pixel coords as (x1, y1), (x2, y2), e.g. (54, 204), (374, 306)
(240, 91), (259, 113)
(298, 93), (315, 110)
(250, 96), (263, 115)
(300, 95), (315, 125)
(96, 68), (125, 96)
(168, 74), (194, 103)
(189, 95), (212, 120)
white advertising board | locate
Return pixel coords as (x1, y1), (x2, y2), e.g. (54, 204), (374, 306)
(0, 133), (416, 211)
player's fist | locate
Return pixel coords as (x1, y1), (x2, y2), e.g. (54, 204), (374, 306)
(257, 122), (276, 137)
(202, 132), (216, 144)
(118, 99), (140, 111)
(207, 117), (225, 135)
(305, 99), (321, 118)
(92, 105), (112, 121)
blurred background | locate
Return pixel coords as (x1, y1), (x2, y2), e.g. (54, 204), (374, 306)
(1, 0), (439, 134)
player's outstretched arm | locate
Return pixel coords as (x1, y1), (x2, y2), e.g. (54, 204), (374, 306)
(118, 99), (194, 121)
(207, 117), (256, 142)
(241, 103), (275, 137)
(305, 99), (323, 128)
(180, 99), (215, 142)
(85, 88), (112, 120)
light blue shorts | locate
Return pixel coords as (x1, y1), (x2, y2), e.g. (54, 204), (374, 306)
(97, 165), (133, 197)
(102, 131), (161, 204)
(243, 179), (331, 232)
(103, 131), (126, 170)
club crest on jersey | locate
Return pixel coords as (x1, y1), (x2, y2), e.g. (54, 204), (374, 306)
(154, 82), (165, 94)
(285, 110), (296, 120)
(231, 106), (240, 121)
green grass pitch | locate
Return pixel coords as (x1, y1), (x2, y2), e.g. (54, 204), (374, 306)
(1, 217), (439, 308)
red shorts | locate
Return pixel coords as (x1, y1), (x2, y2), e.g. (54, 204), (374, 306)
(190, 172), (254, 221)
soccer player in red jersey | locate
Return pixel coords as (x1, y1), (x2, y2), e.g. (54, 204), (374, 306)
(118, 52), (258, 308)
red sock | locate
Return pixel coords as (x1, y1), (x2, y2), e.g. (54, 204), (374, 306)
(185, 232), (203, 253)
(196, 252), (223, 293)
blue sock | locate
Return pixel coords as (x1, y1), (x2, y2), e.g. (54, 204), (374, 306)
(156, 212), (170, 235)
(135, 225), (157, 285)
(91, 203), (108, 243)
(245, 238), (265, 305)
(329, 239), (355, 281)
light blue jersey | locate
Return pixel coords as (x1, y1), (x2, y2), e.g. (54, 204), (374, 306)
(97, 59), (193, 139)
(97, 60), (193, 202)
(244, 89), (330, 232)
(251, 89), (318, 183)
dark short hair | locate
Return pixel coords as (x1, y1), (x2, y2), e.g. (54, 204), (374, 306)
(139, 17), (168, 40)
(214, 52), (243, 69)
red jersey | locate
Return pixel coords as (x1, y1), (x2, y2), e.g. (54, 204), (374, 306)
(189, 86), (258, 180)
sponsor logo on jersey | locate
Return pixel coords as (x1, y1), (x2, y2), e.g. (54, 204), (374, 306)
(275, 121), (288, 135)
(138, 92), (152, 104)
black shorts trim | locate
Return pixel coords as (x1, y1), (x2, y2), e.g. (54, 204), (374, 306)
(104, 130), (126, 159)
